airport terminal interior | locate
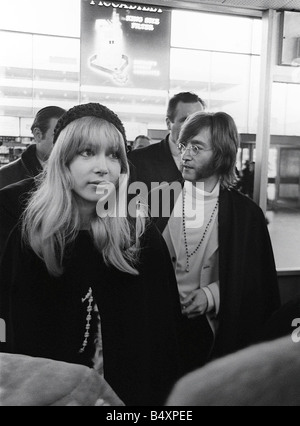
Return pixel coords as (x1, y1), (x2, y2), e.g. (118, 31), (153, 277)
(0, 0), (300, 298)
(2, 0), (300, 409)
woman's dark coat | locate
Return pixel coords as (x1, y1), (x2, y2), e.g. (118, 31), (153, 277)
(0, 222), (182, 406)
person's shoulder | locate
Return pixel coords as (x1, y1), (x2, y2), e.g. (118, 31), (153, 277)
(0, 158), (25, 190)
(166, 336), (300, 407)
(0, 158), (21, 177)
(0, 177), (36, 203)
(222, 187), (265, 220)
(223, 187), (258, 208)
(0, 157), (21, 172)
(0, 177), (35, 193)
(128, 140), (164, 160)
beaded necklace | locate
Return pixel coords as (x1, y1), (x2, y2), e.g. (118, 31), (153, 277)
(79, 287), (94, 354)
(182, 189), (219, 273)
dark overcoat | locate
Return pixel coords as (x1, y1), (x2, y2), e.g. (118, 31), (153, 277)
(0, 144), (42, 190)
(128, 135), (182, 193)
(153, 185), (281, 358)
(0, 222), (182, 406)
(0, 178), (35, 261)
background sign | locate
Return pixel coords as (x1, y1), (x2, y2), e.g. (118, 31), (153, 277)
(81, 1), (171, 89)
(279, 11), (300, 67)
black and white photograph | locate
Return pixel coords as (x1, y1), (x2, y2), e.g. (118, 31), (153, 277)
(0, 0), (300, 411)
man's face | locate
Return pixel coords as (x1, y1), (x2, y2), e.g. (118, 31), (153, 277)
(167, 101), (204, 145)
(181, 127), (216, 184)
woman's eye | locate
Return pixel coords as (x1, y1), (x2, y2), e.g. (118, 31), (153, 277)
(108, 152), (120, 160)
(80, 149), (94, 157)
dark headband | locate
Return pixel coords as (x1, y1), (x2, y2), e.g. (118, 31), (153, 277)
(53, 103), (127, 147)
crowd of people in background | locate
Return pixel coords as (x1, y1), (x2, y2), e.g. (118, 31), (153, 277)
(131, 134), (152, 151)
(236, 160), (255, 199)
(0, 92), (297, 406)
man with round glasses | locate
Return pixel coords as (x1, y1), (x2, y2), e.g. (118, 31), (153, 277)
(177, 142), (212, 156)
(153, 111), (280, 376)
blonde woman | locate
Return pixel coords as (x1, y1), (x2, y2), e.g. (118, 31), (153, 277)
(0, 103), (181, 406)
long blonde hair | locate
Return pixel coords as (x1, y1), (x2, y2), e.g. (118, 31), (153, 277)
(22, 116), (145, 277)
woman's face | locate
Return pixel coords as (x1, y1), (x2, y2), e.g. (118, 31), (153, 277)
(69, 140), (122, 208)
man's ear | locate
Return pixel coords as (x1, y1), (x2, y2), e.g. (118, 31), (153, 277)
(32, 127), (43, 143)
(166, 117), (172, 131)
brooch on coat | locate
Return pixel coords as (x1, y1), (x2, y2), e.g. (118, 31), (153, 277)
(79, 287), (94, 354)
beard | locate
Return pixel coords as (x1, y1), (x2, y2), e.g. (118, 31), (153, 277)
(183, 158), (216, 182)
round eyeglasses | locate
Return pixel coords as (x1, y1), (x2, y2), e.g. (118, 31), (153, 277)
(177, 143), (207, 157)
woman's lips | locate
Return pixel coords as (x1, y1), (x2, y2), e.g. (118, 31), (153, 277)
(89, 181), (110, 185)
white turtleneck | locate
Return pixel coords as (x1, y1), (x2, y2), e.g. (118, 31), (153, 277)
(164, 180), (220, 318)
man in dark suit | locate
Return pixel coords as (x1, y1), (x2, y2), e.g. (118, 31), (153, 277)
(0, 106), (65, 190)
(0, 178), (35, 261)
(127, 92), (205, 191)
(0, 106), (66, 259)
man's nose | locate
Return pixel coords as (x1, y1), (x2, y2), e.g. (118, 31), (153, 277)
(182, 147), (192, 161)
